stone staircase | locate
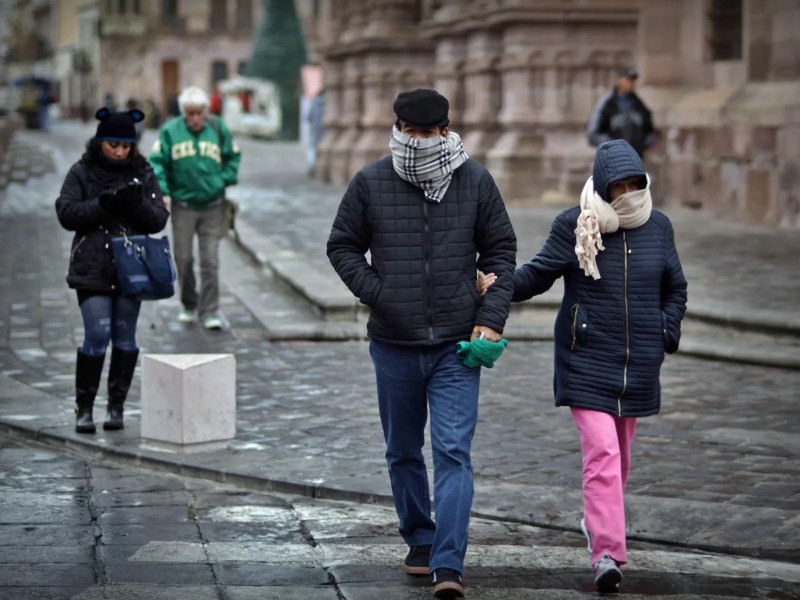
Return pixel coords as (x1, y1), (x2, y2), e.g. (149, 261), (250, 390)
(228, 219), (800, 370)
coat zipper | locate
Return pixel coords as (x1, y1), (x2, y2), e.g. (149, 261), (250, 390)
(617, 232), (630, 416)
(570, 304), (579, 350)
(422, 201), (434, 343)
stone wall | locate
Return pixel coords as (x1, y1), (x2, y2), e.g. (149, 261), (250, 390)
(309, 0), (800, 228)
(665, 82), (800, 227)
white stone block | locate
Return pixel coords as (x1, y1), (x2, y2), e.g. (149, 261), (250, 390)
(141, 354), (236, 446)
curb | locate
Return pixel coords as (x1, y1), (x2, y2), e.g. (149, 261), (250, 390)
(2, 416), (795, 563)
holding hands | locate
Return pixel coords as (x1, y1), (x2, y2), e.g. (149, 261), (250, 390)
(475, 270), (497, 298)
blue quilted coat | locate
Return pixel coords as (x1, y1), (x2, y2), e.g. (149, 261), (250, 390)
(514, 140), (687, 417)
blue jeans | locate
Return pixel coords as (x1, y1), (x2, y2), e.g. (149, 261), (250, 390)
(369, 339), (481, 574)
(79, 295), (141, 356)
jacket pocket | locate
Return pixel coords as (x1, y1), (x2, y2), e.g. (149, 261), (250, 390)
(70, 236), (88, 275)
(661, 311), (680, 354)
(570, 304), (589, 350)
(362, 276), (384, 310)
(461, 274), (482, 308)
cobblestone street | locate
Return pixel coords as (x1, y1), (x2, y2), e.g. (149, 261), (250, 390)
(0, 120), (798, 598)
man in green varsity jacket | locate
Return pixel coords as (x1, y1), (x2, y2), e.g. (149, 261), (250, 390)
(149, 85), (241, 330)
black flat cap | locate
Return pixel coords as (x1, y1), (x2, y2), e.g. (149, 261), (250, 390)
(393, 89), (449, 128)
(617, 66), (638, 79)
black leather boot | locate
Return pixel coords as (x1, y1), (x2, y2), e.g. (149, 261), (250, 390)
(104, 347), (139, 431)
(75, 350), (106, 434)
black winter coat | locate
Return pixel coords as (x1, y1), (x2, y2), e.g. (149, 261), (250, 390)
(327, 157), (517, 345)
(55, 155), (169, 293)
(587, 89), (656, 157)
(514, 207), (687, 417)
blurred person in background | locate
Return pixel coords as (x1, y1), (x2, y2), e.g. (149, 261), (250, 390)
(306, 88), (325, 177)
(149, 85), (241, 330)
(587, 66), (658, 158)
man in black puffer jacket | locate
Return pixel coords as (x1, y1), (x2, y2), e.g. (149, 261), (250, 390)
(327, 89), (516, 599)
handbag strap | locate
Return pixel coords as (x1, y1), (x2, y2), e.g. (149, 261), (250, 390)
(133, 239), (173, 286)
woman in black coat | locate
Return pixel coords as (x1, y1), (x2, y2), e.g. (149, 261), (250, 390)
(479, 139), (687, 594)
(56, 108), (169, 433)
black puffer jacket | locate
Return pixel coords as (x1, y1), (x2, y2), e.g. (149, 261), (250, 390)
(55, 151), (169, 293)
(327, 157), (517, 345)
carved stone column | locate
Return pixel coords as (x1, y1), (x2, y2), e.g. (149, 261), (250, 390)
(321, 0), (435, 184)
(314, 58), (342, 181)
(461, 30), (503, 166)
(432, 36), (466, 127)
(328, 55), (365, 185)
(485, 22), (547, 203)
(486, 7), (638, 204)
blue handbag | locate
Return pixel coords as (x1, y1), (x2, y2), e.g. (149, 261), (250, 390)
(111, 229), (176, 300)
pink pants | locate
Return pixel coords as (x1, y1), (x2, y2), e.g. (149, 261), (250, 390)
(571, 407), (637, 566)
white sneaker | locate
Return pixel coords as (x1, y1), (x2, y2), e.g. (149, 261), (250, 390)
(177, 308), (196, 323)
(202, 315), (223, 330)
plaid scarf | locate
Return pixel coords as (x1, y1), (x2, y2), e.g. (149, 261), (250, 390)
(389, 126), (469, 203)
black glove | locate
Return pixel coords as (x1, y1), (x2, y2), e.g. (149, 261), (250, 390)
(114, 179), (144, 213)
(98, 188), (122, 214)
(98, 180), (143, 214)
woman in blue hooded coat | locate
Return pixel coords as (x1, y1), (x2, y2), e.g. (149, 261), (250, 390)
(479, 139), (687, 594)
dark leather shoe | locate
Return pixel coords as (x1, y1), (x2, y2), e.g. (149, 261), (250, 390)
(103, 403), (124, 430)
(75, 406), (95, 433)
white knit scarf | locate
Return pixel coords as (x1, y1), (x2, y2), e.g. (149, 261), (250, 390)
(574, 174), (652, 280)
(389, 125), (469, 203)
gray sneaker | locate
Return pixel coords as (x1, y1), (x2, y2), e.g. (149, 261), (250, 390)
(592, 553), (622, 593)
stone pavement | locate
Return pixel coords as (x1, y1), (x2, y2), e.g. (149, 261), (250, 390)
(4, 430), (798, 599)
(0, 120), (798, 591)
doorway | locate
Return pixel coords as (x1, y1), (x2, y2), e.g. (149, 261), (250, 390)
(161, 60), (179, 117)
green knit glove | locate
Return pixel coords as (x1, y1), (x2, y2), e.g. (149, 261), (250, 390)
(456, 337), (509, 368)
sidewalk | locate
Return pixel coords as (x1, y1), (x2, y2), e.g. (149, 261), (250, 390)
(223, 136), (800, 369)
(0, 121), (798, 571)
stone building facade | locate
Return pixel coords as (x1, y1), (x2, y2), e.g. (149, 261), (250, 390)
(97, 0), (262, 118)
(304, 0), (800, 228)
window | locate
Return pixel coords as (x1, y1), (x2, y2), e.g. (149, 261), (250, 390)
(107, 0), (139, 14)
(709, 0), (742, 60)
(236, 0), (252, 29)
(237, 60), (248, 75)
(163, 0), (178, 19)
(210, 0), (227, 30)
(211, 60), (229, 87)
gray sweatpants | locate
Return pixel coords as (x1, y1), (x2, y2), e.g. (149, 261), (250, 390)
(170, 201), (225, 320)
